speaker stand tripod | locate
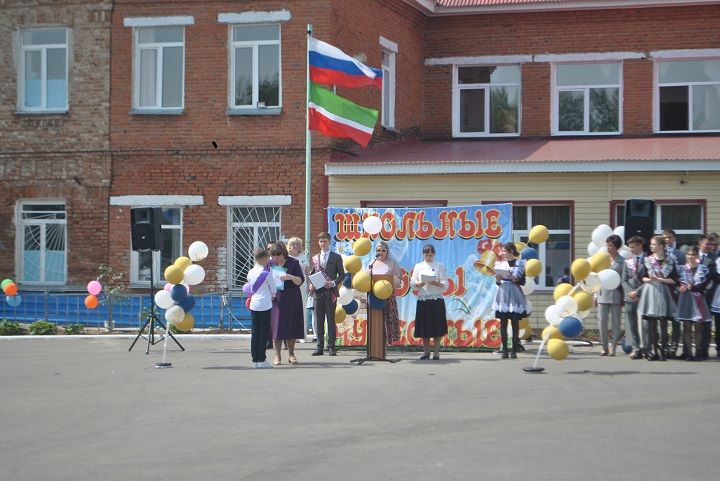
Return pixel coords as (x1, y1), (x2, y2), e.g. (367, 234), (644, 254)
(128, 251), (184, 354)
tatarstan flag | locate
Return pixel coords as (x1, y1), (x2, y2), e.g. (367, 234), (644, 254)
(308, 82), (379, 147)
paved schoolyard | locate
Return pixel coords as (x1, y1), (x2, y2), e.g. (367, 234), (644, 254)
(0, 336), (718, 481)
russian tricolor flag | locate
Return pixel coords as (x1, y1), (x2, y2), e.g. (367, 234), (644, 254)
(309, 37), (383, 89)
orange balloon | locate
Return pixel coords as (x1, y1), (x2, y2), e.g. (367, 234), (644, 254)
(84, 294), (99, 309)
(3, 283), (18, 296)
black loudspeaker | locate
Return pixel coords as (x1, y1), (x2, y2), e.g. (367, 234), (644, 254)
(131, 207), (163, 251)
(625, 199), (656, 247)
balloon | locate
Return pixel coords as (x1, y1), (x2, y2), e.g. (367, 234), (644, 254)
(368, 293), (386, 309)
(3, 283), (18, 296)
(188, 241), (209, 262)
(362, 216), (382, 235)
(182, 282), (191, 293)
(174, 312), (195, 332)
(183, 264), (206, 285)
(1, 279), (13, 290)
(242, 282), (253, 296)
(352, 238), (371, 256)
(558, 316), (583, 338)
(613, 226), (625, 242)
(164, 265), (184, 285)
(343, 299), (359, 315)
(165, 305), (185, 324)
(553, 283), (573, 301)
(598, 268), (621, 290)
(84, 294), (99, 309)
(521, 277), (536, 296)
(544, 304), (564, 325)
(622, 339), (633, 355)
(6, 295), (22, 307)
(174, 256), (192, 271)
(514, 241), (527, 254)
(178, 294), (196, 312)
(618, 246), (632, 259)
(587, 241), (600, 256)
(170, 284), (188, 302)
(352, 272), (372, 293)
(576, 309), (591, 320)
(343, 255), (362, 274)
(589, 251), (611, 273)
(334, 305), (347, 324)
(338, 286), (354, 305)
(163, 283), (173, 292)
(342, 273), (353, 289)
(525, 259), (542, 278)
(372, 279), (394, 300)
(154, 290), (174, 309)
(528, 225), (549, 244)
(519, 317), (530, 331)
(245, 297), (252, 309)
(556, 295), (579, 317)
(572, 291), (593, 312)
(591, 224), (614, 247)
(571, 258), (591, 281)
(520, 247), (538, 260)
(542, 325), (565, 341)
(87, 280), (102, 296)
(583, 272), (603, 293)
(548, 338), (570, 360)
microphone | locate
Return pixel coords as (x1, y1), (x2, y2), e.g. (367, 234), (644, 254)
(369, 253), (381, 269)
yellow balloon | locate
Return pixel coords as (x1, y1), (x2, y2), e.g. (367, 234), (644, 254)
(174, 256), (192, 271)
(525, 259), (542, 278)
(352, 272), (372, 293)
(572, 291), (593, 312)
(519, 317), (530, 331)
(553, 283), (573, 301)
(352, 238), (371, 257)
(571, 258), (592, 281)
(528, 225), (549, 244)
(589, 251), (611, 273)
(515, 241), (528, 254)
(548, 338), (570, 360)
(373, 279), (394, 300)
(174, 312), (195, 332)
(164, 265), (184, 285)
(542, 325), (565, 341)
(343, 255), (362, 274)
(334, 305), (347, 324)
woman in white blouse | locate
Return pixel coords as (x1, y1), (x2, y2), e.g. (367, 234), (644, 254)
(411, 244), (448, 360)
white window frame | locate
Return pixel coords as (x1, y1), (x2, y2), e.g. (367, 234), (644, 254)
(552, 62), (623, 136)
(17, 200), (67, 285)
(131, 26), (186, 112)
(130, 207), (183, 287)
(654, 58), (720, 133)
(228, 24), (282, 111)
(452, 64), (521, 138)
(18, 28), (69, 113)
(380, 36), (397, 129)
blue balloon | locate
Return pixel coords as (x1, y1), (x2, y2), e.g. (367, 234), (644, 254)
(342, 273), (353, 289)
(558, 316), (583, 338)
(6, 295), (21, 307)
(621, 339), (633, 355)
(170, 284), (188, 302)
(520, 247), (539, 260)
(368, 293), (386, 310)
(178, 295), (195, 312)
(342, 299), (359, 315)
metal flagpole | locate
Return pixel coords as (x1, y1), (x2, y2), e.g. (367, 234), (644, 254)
(304, 24), (313, 256)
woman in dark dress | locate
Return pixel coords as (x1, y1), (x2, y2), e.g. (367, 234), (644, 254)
(269, 242), (305, 365)
(411, 244), (448, 360)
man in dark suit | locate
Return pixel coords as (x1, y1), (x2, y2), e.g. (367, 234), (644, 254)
(309, 232), (345, 356)
(622, 236), (648, 359)
(698, 234), (719, 359)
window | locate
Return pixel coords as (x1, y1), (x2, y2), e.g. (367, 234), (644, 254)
(19, 203), (66, 284)
(380, 41), (396, 129)
(131, 208), (182, 285)
(133, 27), (185, 111)
(453, 65), (520, 137)
(554, 63), (621, 135)
(657, 60), (720, 132)
(230, 25), (280, 110)
(19, 28), (68, 112)
(512, 205), (572, 289)
(613, 201), (704, 250)
(230, 207), (281, 288)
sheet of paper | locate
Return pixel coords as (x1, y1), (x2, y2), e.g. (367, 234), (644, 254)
(271, 266), (287, 290)
(494, 268), (511, 279)
(309, 271), (327, 290)
(420, 274), (438, 283)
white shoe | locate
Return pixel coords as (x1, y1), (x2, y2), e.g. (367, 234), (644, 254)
(256, 360), (273, 369)
(251, 362), (259, 368)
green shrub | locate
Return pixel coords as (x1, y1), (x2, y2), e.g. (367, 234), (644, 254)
(64, 323), (84, 335)
(28, 320), (57, 335)
(0, 320), (26, 335)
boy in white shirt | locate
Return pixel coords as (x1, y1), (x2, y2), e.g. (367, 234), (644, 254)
(247, 248), (276, 368)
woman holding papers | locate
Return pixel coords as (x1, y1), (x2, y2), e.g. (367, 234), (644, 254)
(411, 244), (448, 360)
(365, 241), (402, 346)
(492, 242), (528, 359)
(269, 242), (305, 365)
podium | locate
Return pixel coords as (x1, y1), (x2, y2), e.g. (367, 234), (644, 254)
(351, 273), (400, 365)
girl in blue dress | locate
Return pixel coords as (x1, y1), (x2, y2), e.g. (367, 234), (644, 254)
(492, 242), (529, 359)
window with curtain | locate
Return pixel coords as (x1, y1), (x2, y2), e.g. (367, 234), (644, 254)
(20, 28), (68, 112)
(134, 26), (184, 110)
(230, 25), (280, 109)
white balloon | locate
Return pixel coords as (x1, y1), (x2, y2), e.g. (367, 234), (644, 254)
(587, 241), (599, 256)
(613, 226), (625, 242)
(188, 241), (209, 262)
(363, 216), (382, 235)
(591, 224), (614, 247)
(154, 290), (174, 309)
(583, 272), (603, 294)
(598, 268), (621, 290)
(521, 277), (536, 295)
(545, 304), (564, 325)
(618, 246), (632, 259)
(337, 286), (354, 305)
(556, 295), (579, 317)
(165, 305), (185, 324)
(183, 264), (206, 286)
(576, 309), (592, 319)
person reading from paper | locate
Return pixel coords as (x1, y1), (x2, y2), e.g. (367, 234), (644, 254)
(410, 244), (448, 360)
(308, 232), (345, 356)
(269, 242), (305, 365)
(492, 242), (529, 359)
(364, 241), (402, 346)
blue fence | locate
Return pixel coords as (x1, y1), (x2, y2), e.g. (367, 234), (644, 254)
(0, 290), (252, 330)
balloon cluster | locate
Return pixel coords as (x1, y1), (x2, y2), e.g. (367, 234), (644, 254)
(2, 278), (21, 307)
(84, 280), (102, 309)
(155, 241), (209, 332)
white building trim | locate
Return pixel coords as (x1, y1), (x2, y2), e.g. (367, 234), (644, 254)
(217, 10), (291, 24)
(218, 195), (292, 206)
(650, 48), (720, 59)
(426, 54), (531, 66)
(110, 195), (204, 206)
(535, 52), (645, 63)
(123, 16), (195, 28)
(379, 36), (398, 53)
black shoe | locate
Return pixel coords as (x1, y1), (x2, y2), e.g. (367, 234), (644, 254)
(647, 353), (660, 361)
(419, 353), (430, 360)
(501, 351), (509, 359)
(675, 352), (688, 360)
(432, 354), (440, 360)
(510, 351), (517, 359)
(630, 351), (643, 360)
(328, 348), (337, 356)
(311, 349), (323, 356)
(659, 351), (667, 361)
